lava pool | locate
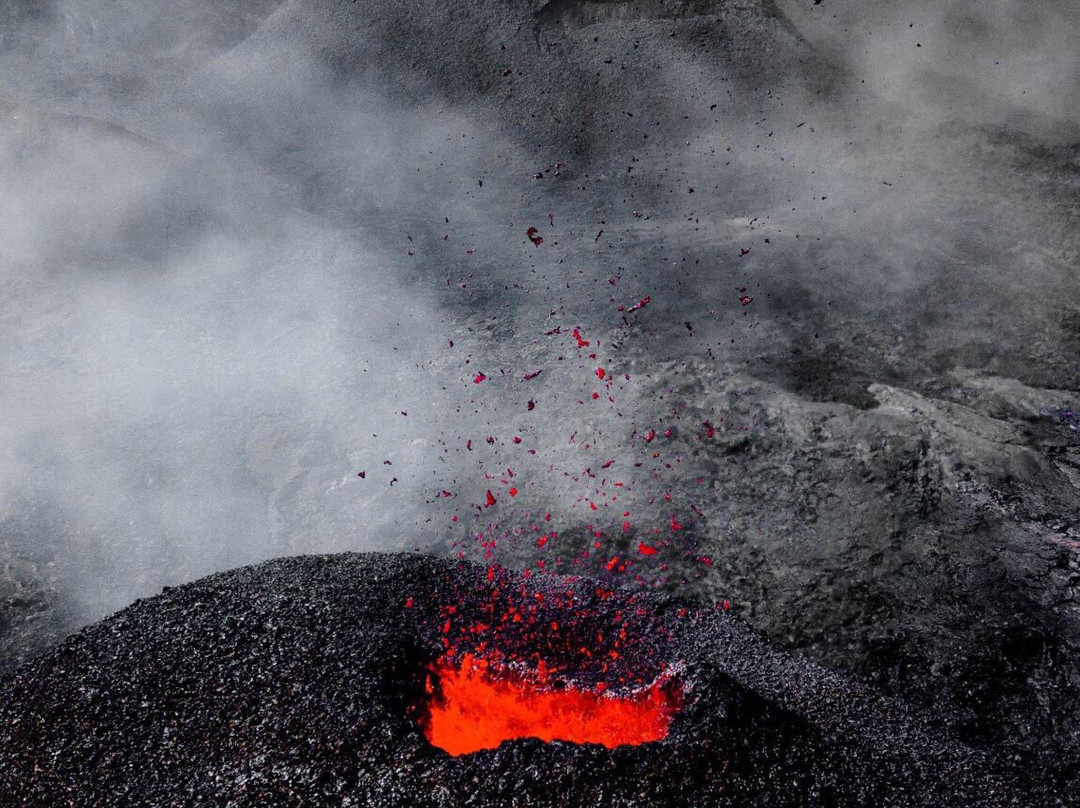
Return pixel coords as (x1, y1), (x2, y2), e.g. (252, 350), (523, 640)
(421, 651), (682, 755)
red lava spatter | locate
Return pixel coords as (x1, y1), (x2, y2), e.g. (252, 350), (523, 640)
(429, 565), (679, 685)
(427, 263), (762, 602)
(415, 565), (684, 755)
(401, 140), (776, 581)
(432, 320), (736, 595)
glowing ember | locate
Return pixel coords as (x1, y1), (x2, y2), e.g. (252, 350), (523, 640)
(422, 654), (680, 756)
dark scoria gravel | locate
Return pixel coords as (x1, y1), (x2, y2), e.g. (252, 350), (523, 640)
(0, 552), (1049, 806)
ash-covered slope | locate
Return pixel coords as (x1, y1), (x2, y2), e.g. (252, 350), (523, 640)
(0, 553), (1044, 806)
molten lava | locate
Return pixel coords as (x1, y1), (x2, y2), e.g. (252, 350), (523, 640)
(422, 653), (680, 756)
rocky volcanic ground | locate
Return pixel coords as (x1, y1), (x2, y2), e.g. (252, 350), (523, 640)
(0, 553), (1055, 806)
(1, 0), (1079, 803)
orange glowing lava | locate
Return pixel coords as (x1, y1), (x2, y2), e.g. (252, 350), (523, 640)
(422, 654), (680, 756)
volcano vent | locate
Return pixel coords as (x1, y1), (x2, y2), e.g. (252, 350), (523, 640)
(0, 553), (1043, 805)
(421, 652), (681, 755)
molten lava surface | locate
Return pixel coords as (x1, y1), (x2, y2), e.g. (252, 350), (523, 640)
(423, 653), (680, 755)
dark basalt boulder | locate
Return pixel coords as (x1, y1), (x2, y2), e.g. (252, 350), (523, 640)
(0, 552), (1048, 806)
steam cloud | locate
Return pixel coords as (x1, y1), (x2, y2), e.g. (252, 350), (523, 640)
(1, 0), (1077, 638)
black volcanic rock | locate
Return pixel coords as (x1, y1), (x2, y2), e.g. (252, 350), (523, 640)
(0, 553), (1048, 806)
